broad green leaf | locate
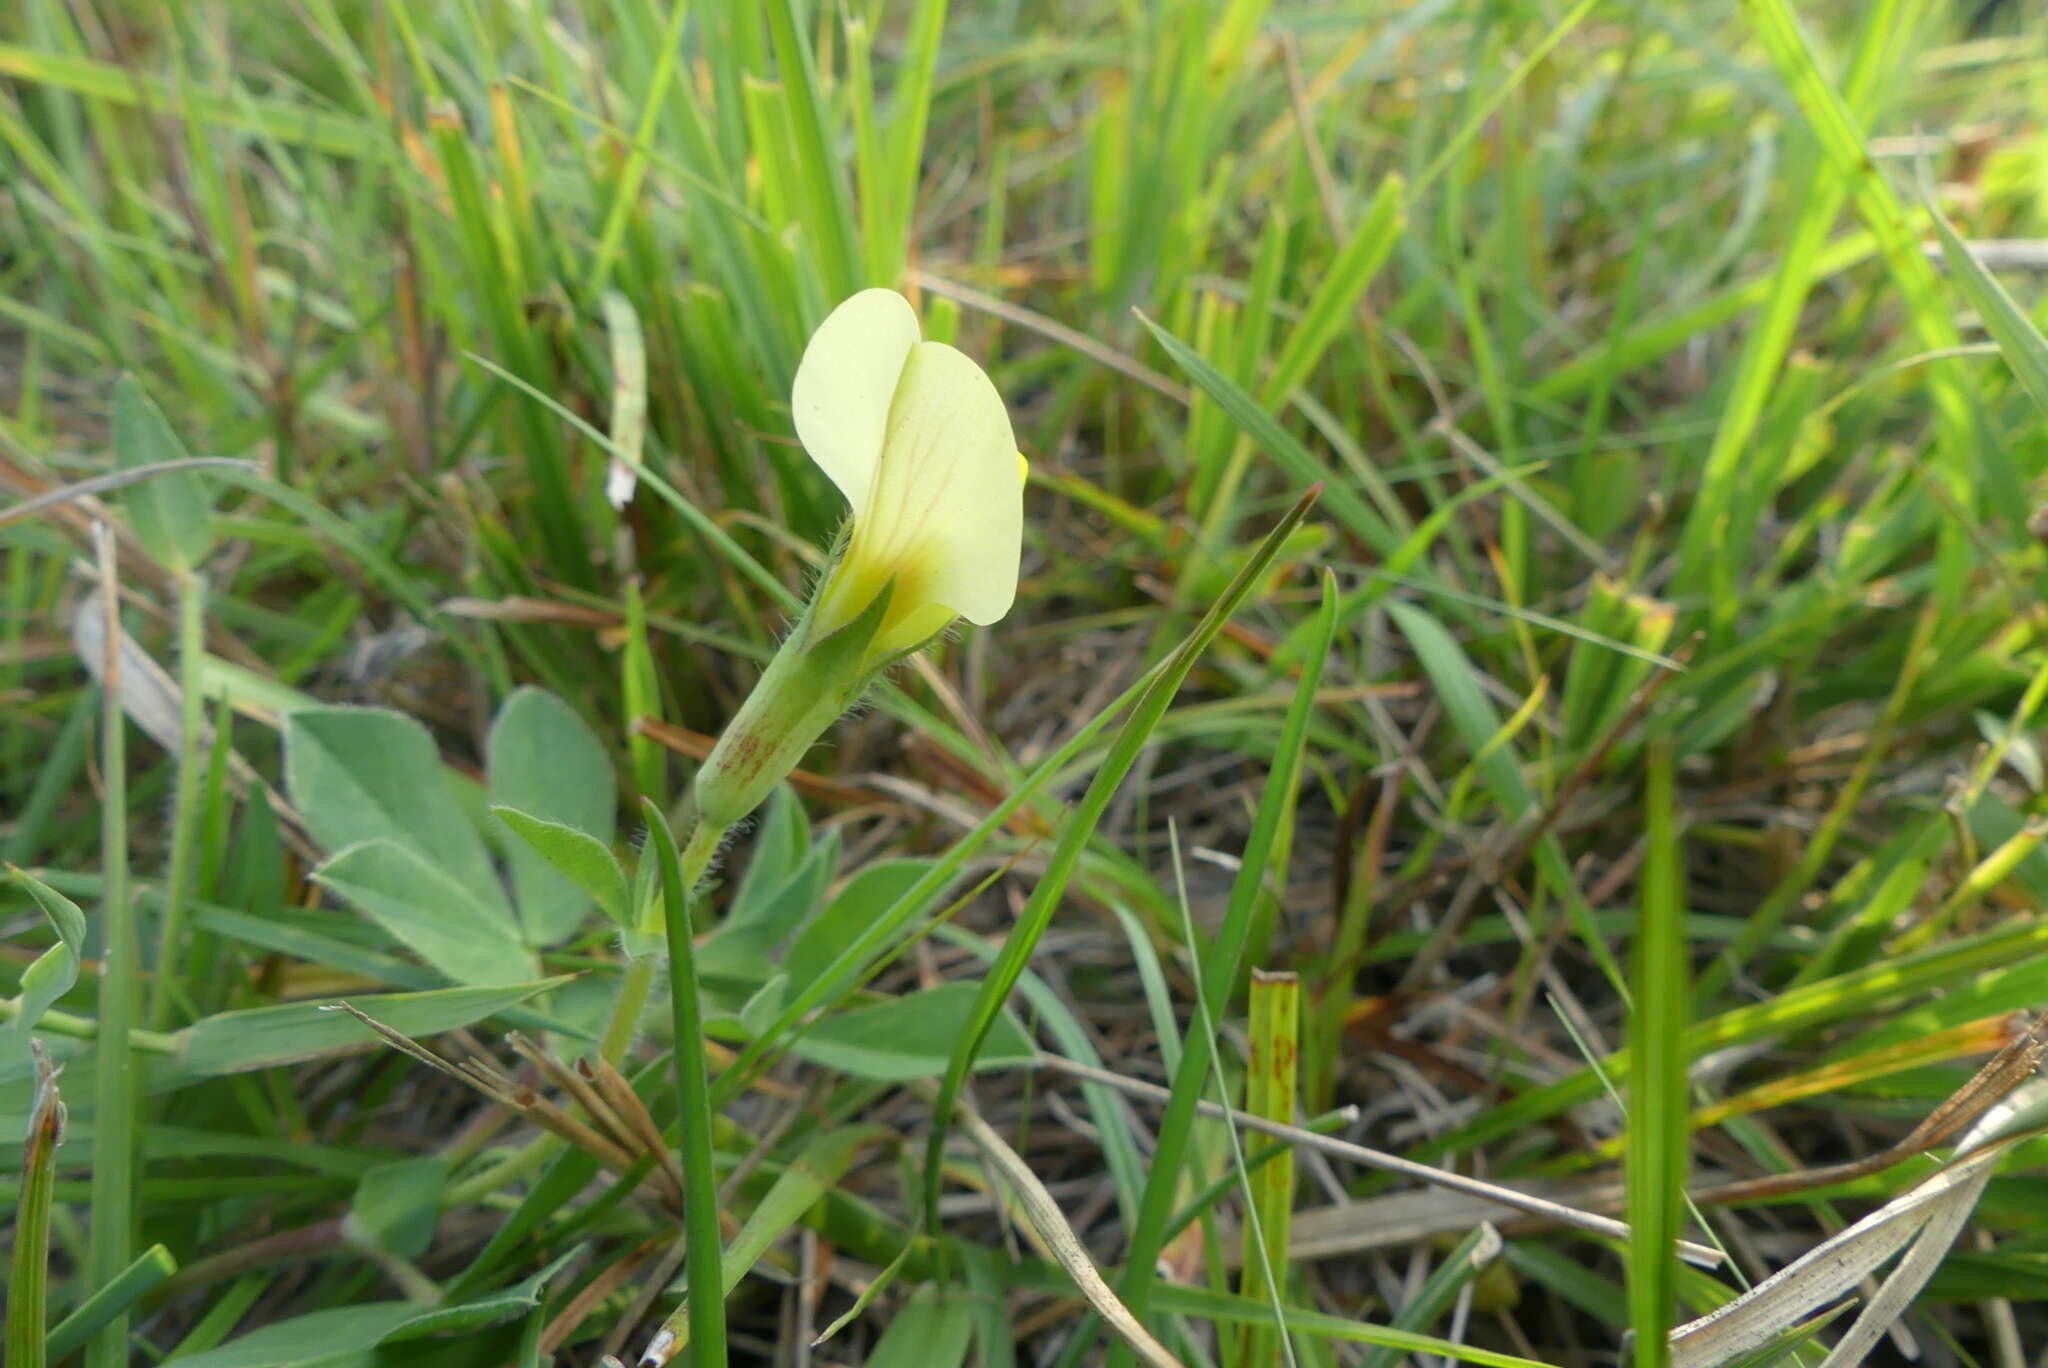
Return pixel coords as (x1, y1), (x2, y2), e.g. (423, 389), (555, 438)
(161, 1304), (418, 1368)
(113, 376), (214, 572)
(177, 979), (569, 1074)
(286, 707), (510, 922)
(486, 688), (616, 945)
(726, 786), (812, 926)
(346, 1157), (450, 1259)
(783, 860), (935, 1001)
(489, 807), (630, 932)
(313, 840), (533, 987)
(699, 833), (841, 986)
(791, 982), (1035, 1082)
(724, 822), (838, 940)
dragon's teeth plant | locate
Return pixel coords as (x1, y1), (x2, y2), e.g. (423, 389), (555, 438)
(694, 287), (1024, 831)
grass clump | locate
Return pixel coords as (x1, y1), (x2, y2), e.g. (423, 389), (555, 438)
(7, 2), (2048, 1365)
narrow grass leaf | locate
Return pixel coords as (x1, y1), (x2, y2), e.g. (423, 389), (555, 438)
(6, 1046), (61, 1368)
(1929, 199), (2048, 418)
(922, 488), (1323, 1235)
(1357, 1225), (1505, 1368)
(46, 1245), (178, 1363)
(1117, 569), (1339, 1331)
(646, 804), (728, 1368)
(1141, 314), (1397, 555)
(1629, 729), (1691, 1366)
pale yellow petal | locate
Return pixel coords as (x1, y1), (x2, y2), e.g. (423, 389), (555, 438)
(849, 340), (1022, 630)
(790, 288), (921, 512)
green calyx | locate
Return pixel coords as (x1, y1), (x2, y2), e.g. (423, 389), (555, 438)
(692, 579), (900, 830)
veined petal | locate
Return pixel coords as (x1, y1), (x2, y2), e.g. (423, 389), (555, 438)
(835, 340), (1022, 641)
(790, 287), (921, 512)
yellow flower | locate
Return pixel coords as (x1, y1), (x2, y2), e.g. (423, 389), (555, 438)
(692, 288), (1023, 830)
(793, 288), (1024, 661)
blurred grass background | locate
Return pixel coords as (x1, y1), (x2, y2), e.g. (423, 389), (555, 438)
(8, 0), (2048, 1364)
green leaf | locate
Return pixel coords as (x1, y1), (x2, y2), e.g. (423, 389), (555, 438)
(1628, 731), (1690, 1366)
(286, 707), (512, 923)
(346, 1157), (450, 1259)
(1261, 177), (1405, 405)
(112, 376), (214, 572)
(792, 982), (1035, 1082)
(312, 840), (533, 987)
(1138, 312), (1398, 555)
(45, 1245), (178, 1363)
(726, 787), (812, 927)
(176, 979), (569, 1074)
(647, 1126), (892, 1357)
(699, 831), (841, 987)
(923, 487), (1324, 1229)
(867, 1287), (975, 1368)
(6, 1050), (61, 1368)
(377, 1246), (584, 1342)
(784, 860), (934, 999)
(486, 688), (616, 946)
(7, 867), (86, 1034)
(1930, 200), (2048, 419)
(489, 807), (630, 932)
(162, 1305), (418, 1368)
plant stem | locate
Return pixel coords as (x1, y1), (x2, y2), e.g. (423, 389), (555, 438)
(0, 997), (180, 1053)
(87, 525), (137, 1368)
(460, 821), (725, 1213)
(600, 954), (660, 1066)
(646, 807), (727, 1368)
(148, 569), (206, 1031)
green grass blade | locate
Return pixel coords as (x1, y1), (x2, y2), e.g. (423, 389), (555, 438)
(1627, 727), (1690, 1366)
(1930, 200), (2048, 420)
(84, 528), (137, 1368)
(647, 806), (728, 1368)
(1140, 312), (1399, 555)
(922, 487), (1323, 1238)
(1116, 570), (1338, 1332)
(762, 0), (860, 299)
(45, 1246), (178, 1364)
(5, 1047), (62, 1368)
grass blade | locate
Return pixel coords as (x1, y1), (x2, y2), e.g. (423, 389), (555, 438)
(1116, 569), (1339, 1334)
(1628, 727), (1690, 1366)
(922, 487), (1323, 1239)
(6, 1045), (62, 1368)
(645, 805), (728, 1368)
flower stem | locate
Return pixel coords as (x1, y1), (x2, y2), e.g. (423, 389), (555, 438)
(600, 954), (659, 1067)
